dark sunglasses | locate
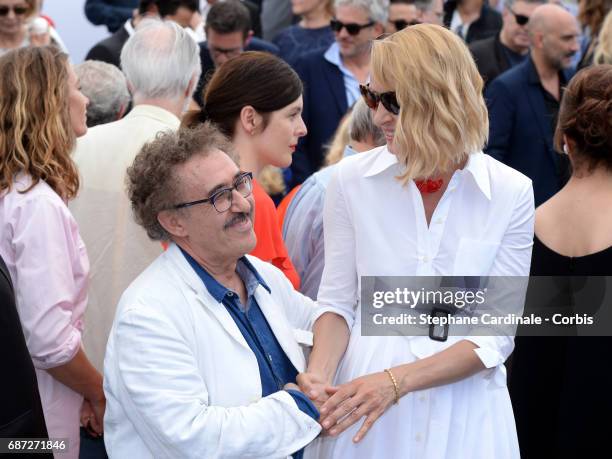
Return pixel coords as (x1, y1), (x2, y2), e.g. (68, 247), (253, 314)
(0, 5), (29, 16)
(359, 84), (400, 115)
(330, 19), (375, 36)
(508, 7), (529, 26)
(390, 19), (421, 31)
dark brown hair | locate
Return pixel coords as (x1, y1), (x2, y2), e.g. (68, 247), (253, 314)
(127, 123), (236, 241)
(182, 51), (303, 137)
(205, 0), (251, 37)
(578, 0), (612, 36)
(554, 64), (612, 172)
(0, 46), (79, 200)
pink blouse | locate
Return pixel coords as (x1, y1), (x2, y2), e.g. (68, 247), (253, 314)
(0, 174), (89, 458)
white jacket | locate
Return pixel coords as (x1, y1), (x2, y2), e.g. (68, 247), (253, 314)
(103, 244), (322, 458)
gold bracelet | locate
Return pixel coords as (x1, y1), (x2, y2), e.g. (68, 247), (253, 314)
(384, 369), (400, 404)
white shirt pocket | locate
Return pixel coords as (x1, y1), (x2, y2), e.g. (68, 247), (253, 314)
(453, 238), (500, 275)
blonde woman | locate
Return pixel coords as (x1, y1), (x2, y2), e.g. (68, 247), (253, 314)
(0, 46), (103, 457)
(594, 9), (612, 64)
(300, 25), (533, 458)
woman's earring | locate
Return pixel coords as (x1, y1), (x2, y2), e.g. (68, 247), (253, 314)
(563, 144), (569, 155)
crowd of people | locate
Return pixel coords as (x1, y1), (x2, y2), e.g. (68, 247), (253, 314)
(1, 0), (611, 458)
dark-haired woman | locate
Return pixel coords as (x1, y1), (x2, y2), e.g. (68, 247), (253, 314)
(184, 51), (306, 289)
(510, 64), (612, 458)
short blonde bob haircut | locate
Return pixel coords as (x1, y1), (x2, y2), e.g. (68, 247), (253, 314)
(371, 24), (488, 183)
(0, 46), (79, 200)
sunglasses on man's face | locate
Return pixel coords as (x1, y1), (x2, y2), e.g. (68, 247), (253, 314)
(390, 19), (422, 31)
(0, 4), (29, 16)
(330, 19), (375, 36)
(359, 84), (400, 115)
(508, 7), (529, 26)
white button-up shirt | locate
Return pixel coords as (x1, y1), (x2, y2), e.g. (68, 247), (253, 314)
(305, 146), (534, 459)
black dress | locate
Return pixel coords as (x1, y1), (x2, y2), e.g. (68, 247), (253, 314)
(509, 236), (612, 458)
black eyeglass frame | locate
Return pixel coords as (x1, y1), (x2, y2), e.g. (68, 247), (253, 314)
(390, 19), (422, 31)
(330, 19), (375, 36)
(359, 84), (401, 116)
(0, 4), (29, 16)
(172, 171), (253, 213)
(508, 7), (529, 26)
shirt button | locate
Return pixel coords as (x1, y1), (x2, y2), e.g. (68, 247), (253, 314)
(227, 292), (234, 297)
(423, 256), (430, 263)
(419, 395), (426, 402)
(415, 433), (422, 442)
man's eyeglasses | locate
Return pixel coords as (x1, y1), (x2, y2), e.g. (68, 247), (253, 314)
(330, 19), (375, 36)
(172, 172), (253, 213)
(359, 84), (400, 115)
(209, 45), (243, 59)
(390, 19), (421, 31)
(0, 4), (29, 16)
(508, 7), (529, 26)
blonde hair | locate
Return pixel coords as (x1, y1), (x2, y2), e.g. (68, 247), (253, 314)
(325, 111), (352, 166)
(370, 24), (488, 183)
(258, 166), (286, 196)
(594, 10), (612, 65)
(0, 46), (79, 200)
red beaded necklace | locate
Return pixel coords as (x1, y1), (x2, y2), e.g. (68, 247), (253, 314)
(414, 178), (444, 193)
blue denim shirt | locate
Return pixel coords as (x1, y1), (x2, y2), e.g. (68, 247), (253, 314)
(181, 249), (318, 456)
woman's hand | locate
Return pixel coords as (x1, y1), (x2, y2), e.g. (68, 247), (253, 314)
(319, 372), (397, 443)
(80, 399), (103, 437)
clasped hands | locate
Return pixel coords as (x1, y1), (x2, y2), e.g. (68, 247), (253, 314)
(290, 371), (397, 443)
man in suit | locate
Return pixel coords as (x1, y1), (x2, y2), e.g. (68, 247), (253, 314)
(70, 20), (200, 381)
(193, 0), (279, 107)
(444, 0), (502, 43)
(469, 0), (544, 89)
(290, 0), (386, 187)
(85, 0), (199, 67)
(485, 3), (580, 206)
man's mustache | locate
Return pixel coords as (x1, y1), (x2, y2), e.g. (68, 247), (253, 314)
(224, 209), (253, 230)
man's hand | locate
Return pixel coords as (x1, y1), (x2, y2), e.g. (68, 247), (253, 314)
(297, 372), (336, 409)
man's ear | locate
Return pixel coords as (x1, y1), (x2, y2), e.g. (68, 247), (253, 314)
(184, 72), (198, 99)
(373, 22), (385, 37)
(244, 30), (254, 47)
(157, 209), (188, 239)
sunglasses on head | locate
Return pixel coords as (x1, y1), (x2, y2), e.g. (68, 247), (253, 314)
(359, 84), (400, 115)
(508, 7), (529, 26)
(330, 19), (375, 36)
(0, 4), (29, 16)
(391, 19), (422, 31)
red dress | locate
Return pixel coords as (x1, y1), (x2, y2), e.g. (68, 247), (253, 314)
(250, 179), (301, 289)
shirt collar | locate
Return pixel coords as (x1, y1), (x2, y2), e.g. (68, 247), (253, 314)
(125, 104), (181, 128)
(124, 19), (135, 36)
(180, 249), (271, 303)
(324, 41), (342, 68)
(364, 147), (491, 200)
(461, 152), (491, 200)
(363, 146), (398, 177)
